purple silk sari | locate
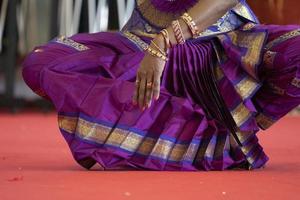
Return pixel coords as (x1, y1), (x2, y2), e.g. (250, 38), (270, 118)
(22, 0), (300, 171)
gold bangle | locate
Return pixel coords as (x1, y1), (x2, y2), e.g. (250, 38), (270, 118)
(150, 40), (167, 56)
(180, 12), (200, 38)
(146, 46), (168, 61)
(172, 20), (185, 44)
(160, 29), (171, 49)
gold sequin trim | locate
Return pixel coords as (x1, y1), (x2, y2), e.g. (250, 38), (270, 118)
(255, 113), (276, 130)
(55, 36), (89, 51)
(265, 29), (300, 50)
(292, 78), (300, 88)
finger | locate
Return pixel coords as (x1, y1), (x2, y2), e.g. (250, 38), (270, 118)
(132, 75), (140, 105)
(138, 71), (147, 110)
(152, 71), (161, 101)
(145, 72), (154, 108)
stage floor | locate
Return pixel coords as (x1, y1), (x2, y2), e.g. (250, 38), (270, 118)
(0, 112), (299, 200)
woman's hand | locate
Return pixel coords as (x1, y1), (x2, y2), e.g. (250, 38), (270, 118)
(132, 34), (167, 111)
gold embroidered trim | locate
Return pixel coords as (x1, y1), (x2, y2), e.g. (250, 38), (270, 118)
(255, 113), (276, 130)
(58, 115), (202, 162)
(265, 29), (300, 50)
(291, 77), (300, 88)
(55, 36), (89, 51)
(235, 77), (259, 100)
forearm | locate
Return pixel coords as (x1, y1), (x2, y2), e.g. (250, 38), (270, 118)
(166, 0), (239, 44)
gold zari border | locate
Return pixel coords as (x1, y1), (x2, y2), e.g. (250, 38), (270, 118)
(55, 36), (90, 51)
(58, 115), (205, 162)
(265, 29), (300, 50)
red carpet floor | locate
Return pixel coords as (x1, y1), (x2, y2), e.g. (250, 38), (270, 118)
(0, 112), (300, 200)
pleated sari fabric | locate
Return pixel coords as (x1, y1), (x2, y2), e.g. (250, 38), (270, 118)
(22, 1), (300, 171)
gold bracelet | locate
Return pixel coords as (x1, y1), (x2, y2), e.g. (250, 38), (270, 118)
(171, 20), (185, 44)
(160, 29), (171, 49)
(150, 40), (167, 56)
(146, 46), (168, 61)
(180, 12), (200, 38)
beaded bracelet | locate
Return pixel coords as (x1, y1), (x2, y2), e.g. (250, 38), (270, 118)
(180, 12), (200, 38)
(171, 20), (185, 44)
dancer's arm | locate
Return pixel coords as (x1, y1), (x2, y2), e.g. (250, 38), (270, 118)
(132, 0), (239, 110)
